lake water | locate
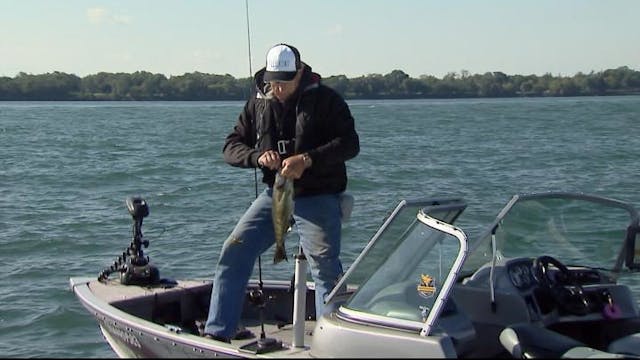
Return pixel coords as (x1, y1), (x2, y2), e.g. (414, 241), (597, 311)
(1, 96), (639, 357)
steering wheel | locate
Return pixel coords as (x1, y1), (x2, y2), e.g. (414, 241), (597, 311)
(532, 255), (591, 316)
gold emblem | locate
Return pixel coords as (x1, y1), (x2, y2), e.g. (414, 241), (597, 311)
(417, 274), (436, 299)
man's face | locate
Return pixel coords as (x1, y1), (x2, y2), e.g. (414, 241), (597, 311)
(269, 70), (302, 102)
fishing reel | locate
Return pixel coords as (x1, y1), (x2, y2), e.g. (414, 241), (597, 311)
(98, 197), (160, 286)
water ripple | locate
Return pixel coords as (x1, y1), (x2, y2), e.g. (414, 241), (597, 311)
(2, 97), (640, 357)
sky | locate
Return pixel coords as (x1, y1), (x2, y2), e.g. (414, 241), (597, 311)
(1, 0), (639, 79)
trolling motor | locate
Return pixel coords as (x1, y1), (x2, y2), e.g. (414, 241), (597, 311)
(98, 197), (160, 286)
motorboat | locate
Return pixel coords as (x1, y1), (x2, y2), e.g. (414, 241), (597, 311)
(69, 192), (640, 358)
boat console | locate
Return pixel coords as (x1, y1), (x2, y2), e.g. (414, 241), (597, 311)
(452, 192), (640, 357)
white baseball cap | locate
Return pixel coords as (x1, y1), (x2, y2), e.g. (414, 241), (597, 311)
(264, 44), (301, 82)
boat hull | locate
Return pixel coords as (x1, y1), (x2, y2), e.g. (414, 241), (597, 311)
(70, 277), (319, 358)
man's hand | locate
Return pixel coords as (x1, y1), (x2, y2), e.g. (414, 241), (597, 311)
(280, 153), (310, 179)
(257, 150), (281, 170)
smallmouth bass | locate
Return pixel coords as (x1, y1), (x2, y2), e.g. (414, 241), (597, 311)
(272, 171), (294, 264)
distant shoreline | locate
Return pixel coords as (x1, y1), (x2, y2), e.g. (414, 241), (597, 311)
(2, 93), (640, 102)
(2, 67), (639, 101)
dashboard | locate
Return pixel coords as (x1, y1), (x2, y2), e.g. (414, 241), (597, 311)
(507, 259), (537, 290)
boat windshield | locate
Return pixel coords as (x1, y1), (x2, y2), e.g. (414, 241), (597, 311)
(462, 193), (640, 276)
(330, 198), (467, 334)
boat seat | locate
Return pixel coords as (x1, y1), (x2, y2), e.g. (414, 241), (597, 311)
(607, 333), (640, 356)
(499, 323), (636, 358)
(499, 323), (601, 358)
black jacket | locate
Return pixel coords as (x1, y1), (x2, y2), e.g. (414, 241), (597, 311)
(222, 63), (360, 196)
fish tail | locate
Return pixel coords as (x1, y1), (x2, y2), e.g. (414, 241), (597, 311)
(273, 244), (288, 264)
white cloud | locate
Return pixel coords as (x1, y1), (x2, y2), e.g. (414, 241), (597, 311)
(86, 7), (132, 25)
(87, 7), (108, 24)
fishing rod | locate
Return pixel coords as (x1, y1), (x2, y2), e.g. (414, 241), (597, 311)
(241, 0), (283, 353)
(244, 0), (264, 291)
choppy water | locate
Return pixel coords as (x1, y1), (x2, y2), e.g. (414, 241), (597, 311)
(1, 96), (639, 357)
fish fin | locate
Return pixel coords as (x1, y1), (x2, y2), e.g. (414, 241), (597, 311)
(273, 245), (288, 264)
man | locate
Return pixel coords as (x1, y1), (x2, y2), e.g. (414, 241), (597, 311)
(203, 43), (360, 342)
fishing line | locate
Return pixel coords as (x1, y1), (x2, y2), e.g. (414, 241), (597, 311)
(244, 0), (259, 201)
(245, 0), (254, 79)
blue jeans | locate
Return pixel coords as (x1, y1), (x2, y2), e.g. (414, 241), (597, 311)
(203, 188), (344, 339)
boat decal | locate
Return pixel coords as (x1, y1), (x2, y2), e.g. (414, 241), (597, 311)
(417, 274), (436, 299)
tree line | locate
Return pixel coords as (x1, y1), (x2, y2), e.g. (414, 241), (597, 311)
(0, 66), (638, 101)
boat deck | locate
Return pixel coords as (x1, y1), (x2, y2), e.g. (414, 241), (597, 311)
(72, 277), (320, 358)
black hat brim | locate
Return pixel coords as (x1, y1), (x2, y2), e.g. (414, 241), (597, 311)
(264, 71), (297, 82)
